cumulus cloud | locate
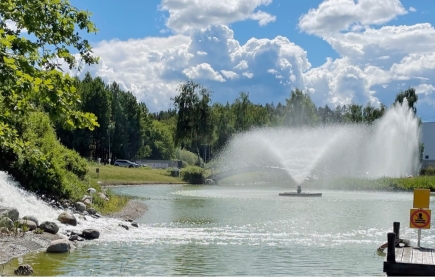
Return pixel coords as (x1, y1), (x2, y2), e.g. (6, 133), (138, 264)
(409, 6), (417, 12)
(160, 0), (275, 33)
(68, 0), (435, 119)
(299, 0), (407, 36)
(183, 63), (226, 82)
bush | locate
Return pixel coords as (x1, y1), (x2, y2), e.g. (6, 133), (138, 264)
(181, 166), (204, 184)
(420, 166), (435, 176)
(176, 149), (200, 166)
(0, 112), (90, 200)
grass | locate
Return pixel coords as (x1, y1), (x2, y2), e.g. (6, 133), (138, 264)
(87, 164), (186, 186)
(217, 171), (435, 191)
(83, 163), (187, 215)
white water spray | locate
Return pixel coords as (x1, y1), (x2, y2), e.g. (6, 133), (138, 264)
(214, 102), (421, 184)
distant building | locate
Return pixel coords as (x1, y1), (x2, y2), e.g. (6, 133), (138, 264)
(422, 122), (435, 169)
(135, 159), (182, 169)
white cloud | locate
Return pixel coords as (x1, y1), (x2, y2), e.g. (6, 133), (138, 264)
(235, 60), (249, 70)
(221, 70), (239, 79)
(409, 7), (417, 12)
(415, 84), (435, 95)
(183, 63), (226, 82)
(242, 72), (254, 79)
(299, 0), (407, 36)
(160, 0), (275, 33)
(70, 0), (435, 119)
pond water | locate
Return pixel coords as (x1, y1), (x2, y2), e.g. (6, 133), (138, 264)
(5, 184), (435, 277)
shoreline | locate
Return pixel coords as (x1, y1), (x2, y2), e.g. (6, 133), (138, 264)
(0, 199), (148, 269)
(102, 182), (187, 187)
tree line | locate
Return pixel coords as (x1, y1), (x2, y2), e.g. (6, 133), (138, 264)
(55, 76), (419, 164)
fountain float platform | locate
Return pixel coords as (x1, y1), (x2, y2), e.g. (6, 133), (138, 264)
(279, 192), (322, 197)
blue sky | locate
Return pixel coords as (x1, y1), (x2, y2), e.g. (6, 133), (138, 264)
(68, 0), (435, 121)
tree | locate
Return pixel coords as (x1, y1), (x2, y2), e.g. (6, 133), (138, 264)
(284, 89), (318, 127)
(0, 0), (99, 154)
(395, 87), (418, 114)
(172, 81), (214, 153)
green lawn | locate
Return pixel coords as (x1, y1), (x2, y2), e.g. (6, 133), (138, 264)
(87, 164), (186, 186)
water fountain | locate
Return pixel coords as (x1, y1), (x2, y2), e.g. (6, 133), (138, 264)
(213, 101), (421, 187)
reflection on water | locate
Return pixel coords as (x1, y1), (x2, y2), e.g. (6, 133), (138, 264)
(6, 184), (435, 276)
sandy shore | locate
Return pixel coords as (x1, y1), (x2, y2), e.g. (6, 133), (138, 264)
(0, 199), (148, 267)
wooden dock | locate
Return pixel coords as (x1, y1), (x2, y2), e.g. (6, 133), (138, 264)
(383, 222), (435, 276)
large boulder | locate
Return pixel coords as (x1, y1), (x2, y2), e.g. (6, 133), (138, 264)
(0, 207), (19, 221)
(58, 212), (77, 226)
(0, 217), (13, 229)
(75, 202), (86, 212)
(82, 228), (100, 240)
(18, 219), (37, 231)
(39, 221), (59, 234)
(46, 239), (70, 253)
(22, 215), (39, 227)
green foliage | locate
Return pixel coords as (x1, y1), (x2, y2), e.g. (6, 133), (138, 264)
(420, 166), (435, 176)
(181, 166), (204, 184)
(176, 149), (199, 166)
(0, 0), (99, 155)
(395, 87), (418, 114)
(284, 89), (318, 127)
(1, 112), (89, 200)
(172, 80), (214, 151)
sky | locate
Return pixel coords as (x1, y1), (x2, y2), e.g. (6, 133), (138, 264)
(67, 0), (435, 122)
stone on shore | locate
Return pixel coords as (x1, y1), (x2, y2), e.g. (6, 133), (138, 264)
(17, 219), (37, 231)
(46, 239), (70, 253)
(14, 264), (33, 275)
(22, 215), (39, 227)
(58, 212), (77, 226)
(82, 229), (100, 240)
(0, 207), (19, 221)
(39, 221), (59, 234)
(75, 202), (86, 212)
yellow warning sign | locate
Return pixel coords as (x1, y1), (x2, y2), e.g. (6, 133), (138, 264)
(410, 208), (431, 229)
(413, 189), (430, 209)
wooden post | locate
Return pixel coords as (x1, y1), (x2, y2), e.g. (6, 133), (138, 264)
(387, 232), (396, 262)
(393, 222), (400, 240)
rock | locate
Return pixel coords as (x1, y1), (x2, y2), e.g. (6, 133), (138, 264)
(39, 221), (59, 234)
(87, 208), (97, 215)
(75, 202), (86, 212)
(0, 207), (19, 221)
(98, 192), (109, 201)
(82, 228), (100, 240)
(82, 195), (91, 202)
(47, 239), (70, 253)
(0, 227), (9, 234)
(0, 217), (13, 229)
(69, 234), (79, 241)
(131, 222), (138, 228)
(126, 218), (133, 222)
(22, 215), (39, 227)
(18, 219), (37, 231)
(58, 212), (77, 226)
(14, 264), (33, 275)
(83, 198), (92, 206)
(119, 224), (129, 230)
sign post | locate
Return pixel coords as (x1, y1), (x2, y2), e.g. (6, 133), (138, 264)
(410, 189), (431, 247)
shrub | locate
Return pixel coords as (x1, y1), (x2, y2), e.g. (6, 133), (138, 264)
(181, 166), (204, 184)
(0, 112), (89, 200)
(420, 166), (435, 176)
(176, 149), (200, 166)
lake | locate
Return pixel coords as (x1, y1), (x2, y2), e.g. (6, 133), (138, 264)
(6, 184), (434, 276)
